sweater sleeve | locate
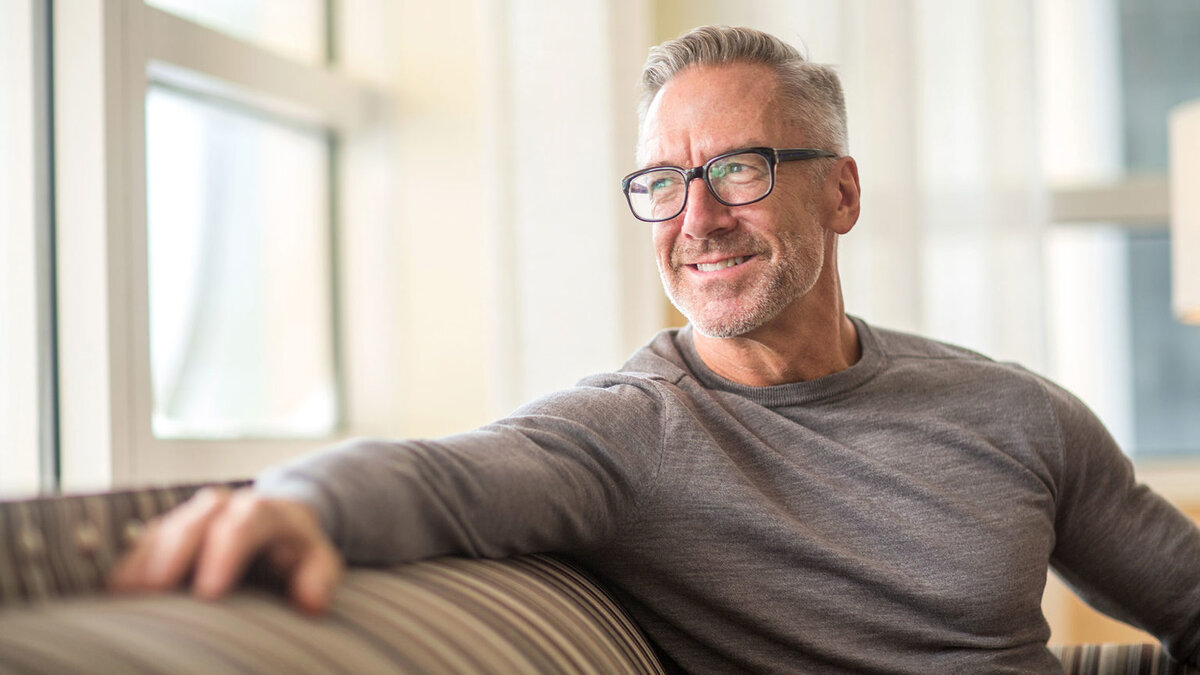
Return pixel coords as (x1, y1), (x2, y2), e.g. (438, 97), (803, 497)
(252, 378), (665, 565)
(1046, 380), (1200, 665)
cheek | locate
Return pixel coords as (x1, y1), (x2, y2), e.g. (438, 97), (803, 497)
(651, 225), (677, 260)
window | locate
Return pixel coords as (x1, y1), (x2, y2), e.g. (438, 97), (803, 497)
(1045, 0), (1200, 464)
(52, 0), (385, 488)
(145, 86), (336, 439)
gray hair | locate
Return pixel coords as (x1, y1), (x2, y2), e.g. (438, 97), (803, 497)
(639, 25), (847, 155)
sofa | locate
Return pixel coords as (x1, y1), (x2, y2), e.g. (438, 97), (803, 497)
(0, 483), (1195, 674)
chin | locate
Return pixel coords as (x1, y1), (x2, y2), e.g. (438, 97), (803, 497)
(689, 317), (757, 339)
(673, 299), (774, 339)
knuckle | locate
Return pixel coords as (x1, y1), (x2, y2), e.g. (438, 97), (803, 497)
(212, 490), (274, 539)
(162, 487), (232, 528)
(191, 486), (234, 510)
(227, 492), (272, 526)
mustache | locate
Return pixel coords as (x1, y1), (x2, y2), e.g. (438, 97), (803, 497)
(670, 234), (765, 267)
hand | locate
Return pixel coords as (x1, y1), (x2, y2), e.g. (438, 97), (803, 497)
(107, 486), (343, 615)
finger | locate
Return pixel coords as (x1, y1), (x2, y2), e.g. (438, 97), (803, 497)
(266, 542), (302, 572)
(107, 487), (232, 592)
(142, 487), (233, 588)
(191, 491), (281, 600)
(289, 542), (343, 616)
(106, 526), (155, 591)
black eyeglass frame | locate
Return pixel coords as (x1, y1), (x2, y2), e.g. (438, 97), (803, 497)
(620, 147), (838, 223)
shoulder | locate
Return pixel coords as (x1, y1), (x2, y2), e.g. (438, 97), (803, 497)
(609, 327), (693, 385)
(531, 328), (697, 402)
(861, 320), (1092, 430)
(865, 321), (1046, 389)
(511, 342), (682, 424)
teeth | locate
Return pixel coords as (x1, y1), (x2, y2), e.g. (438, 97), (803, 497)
(695, 256), (748, 272)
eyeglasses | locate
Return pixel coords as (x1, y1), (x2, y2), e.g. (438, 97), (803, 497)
(620, 147), (837, 223)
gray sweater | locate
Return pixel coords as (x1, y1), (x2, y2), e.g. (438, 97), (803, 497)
(258, 317), (1200, 673)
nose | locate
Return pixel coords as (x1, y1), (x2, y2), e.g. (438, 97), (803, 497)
(678, 178), (736, 240)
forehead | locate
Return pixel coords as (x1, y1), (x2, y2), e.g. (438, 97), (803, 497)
(638, 62), (793, 165)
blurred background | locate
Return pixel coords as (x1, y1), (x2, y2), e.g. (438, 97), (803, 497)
(1, 0), (1198, 644)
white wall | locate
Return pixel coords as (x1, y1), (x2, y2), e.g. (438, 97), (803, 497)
(0, 0), (46, 495)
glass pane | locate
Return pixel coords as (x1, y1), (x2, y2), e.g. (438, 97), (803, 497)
(1127, 230), (1200, 458)
(1118, 0), (1200, 173)
(146, 86), (337, 438)
(1047, 1), (1200, 461)
(147, 0), (326, 65)
(1117, 0), (1200, 457)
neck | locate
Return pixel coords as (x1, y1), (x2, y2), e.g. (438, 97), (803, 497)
(691, 286), (861, 387)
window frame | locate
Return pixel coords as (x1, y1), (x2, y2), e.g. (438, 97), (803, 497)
(53, 0), (382, 489)
(1, 0), (55, 495)
(48, 0), (673, 491)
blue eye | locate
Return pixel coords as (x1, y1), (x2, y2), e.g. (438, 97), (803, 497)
(712, 156), (765, 184)
(712, 162), (747, 179)
(647, 174), (682, 195)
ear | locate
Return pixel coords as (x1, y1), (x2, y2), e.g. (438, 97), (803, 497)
(825, 157), (860, 235)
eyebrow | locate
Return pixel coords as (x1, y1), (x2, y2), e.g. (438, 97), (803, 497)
(640, 144), (771, 170)
(641, 159), (680, 170)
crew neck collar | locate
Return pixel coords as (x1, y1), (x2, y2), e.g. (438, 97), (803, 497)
(672, 315), (885, 407)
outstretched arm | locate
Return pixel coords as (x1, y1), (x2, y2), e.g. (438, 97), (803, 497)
(108, 378), (666, 611)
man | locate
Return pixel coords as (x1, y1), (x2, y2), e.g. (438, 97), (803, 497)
(111, 26), (1200, 673)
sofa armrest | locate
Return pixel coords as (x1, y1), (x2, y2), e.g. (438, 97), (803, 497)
(0, 482), (247, 605)
(0, 484), (664, 673)
(1052, 643), (1200, 674)
(0, 554), (664, 674)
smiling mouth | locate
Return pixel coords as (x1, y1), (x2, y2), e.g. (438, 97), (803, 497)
(692, 256), (751, 272)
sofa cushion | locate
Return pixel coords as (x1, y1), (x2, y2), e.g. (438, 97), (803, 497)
(0, 554), (664, 674)
(1051, 643), (1200, 675)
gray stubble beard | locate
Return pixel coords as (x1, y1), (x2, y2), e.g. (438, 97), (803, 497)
(661, 230), (820, 339)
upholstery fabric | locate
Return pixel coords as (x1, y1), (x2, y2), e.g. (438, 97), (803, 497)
(0, 485), (662, 674)
(0, 554), (663, 674)
(0, 483), (235, 605)
(1052, 644), (1200, 675)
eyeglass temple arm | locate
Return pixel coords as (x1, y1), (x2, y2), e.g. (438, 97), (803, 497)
(775, 148), (839, 162)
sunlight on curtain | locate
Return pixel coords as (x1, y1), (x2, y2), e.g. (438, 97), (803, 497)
(1038, 0), (1134, 450)
(145, 87), (337, 439)
(910, 2), (1045, 369)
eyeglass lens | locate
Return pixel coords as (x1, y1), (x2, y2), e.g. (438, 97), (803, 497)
(626, 151), (773, 221)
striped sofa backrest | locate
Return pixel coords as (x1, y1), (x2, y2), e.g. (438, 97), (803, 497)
(0, 552), (666, 673)
(0, 485), (666, 674)
(1052, 644), (1200, 675)
(0, 483), (236, 605)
